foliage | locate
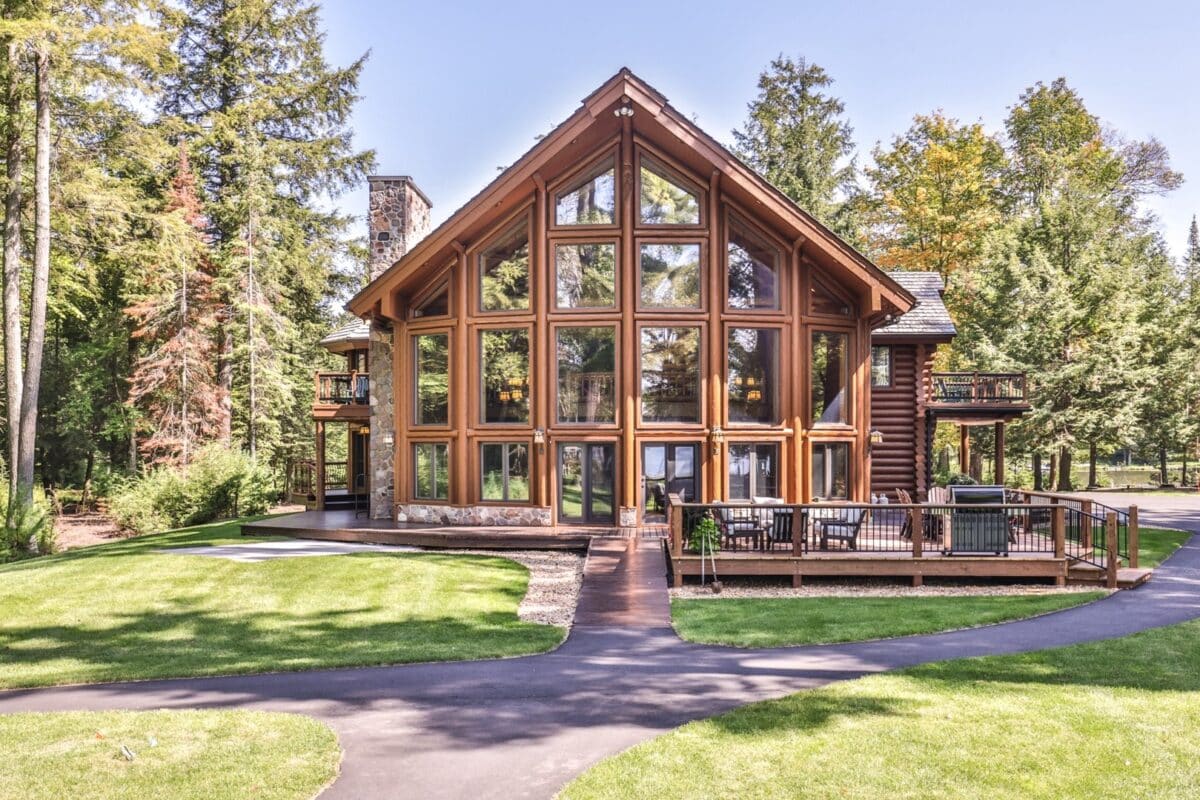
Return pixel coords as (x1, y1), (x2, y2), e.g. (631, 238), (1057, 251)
(945, 472), (978, 486)
(0, 484), (54, 563)
(688, 514), (720, 554)
(108, 445), (274, 535)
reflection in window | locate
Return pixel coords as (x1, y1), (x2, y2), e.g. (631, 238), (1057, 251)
(556, 326), (616, 423)
(640, 159), (700, 224)
(555, 160), (616, 225)
(728, 328), (779, 424)
(413, 443), (449, 500)
(414, 333), (449, 425)
(412, 285), (449, 318)
(728, 443), (779, 500)
(555, 243), (615, 309)
(811, 278), (851, 316)
(640, 327), (701, 423)
(480, 220), (529, 311)
(811, 331), (848, 425)
(481, 442), (530, 502)
(727, 221), (779, 309)
(480, 329), (529, 424)
(812, 442), (850, 500)
(640, 243), (701, 308)
(871, 346), (892, 387)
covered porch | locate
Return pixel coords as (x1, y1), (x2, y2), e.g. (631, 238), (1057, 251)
(929, 371), (1031, 484)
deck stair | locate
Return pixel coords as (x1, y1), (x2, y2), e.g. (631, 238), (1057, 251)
(1067, 561), (1152, 589)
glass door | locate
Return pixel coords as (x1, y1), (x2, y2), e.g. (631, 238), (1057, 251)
(558, 443), (616, 524)
(641, 443), (698, 522)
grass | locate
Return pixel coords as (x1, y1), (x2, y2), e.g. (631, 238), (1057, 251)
(562, 617), (1200, 799)
(671, 593), (1104, 647)
(0, 710), (339, 800)
(1138, 526), (1190, 568)
(0, 518), (564, 689)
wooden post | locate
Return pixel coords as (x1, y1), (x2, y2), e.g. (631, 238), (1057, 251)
(959, 425), (970, 476)
(910, 505), (923, 587)
(619, 116), (637, 514)
(315, 420), (326, 511)
(668, 494), (683, 558)
(994, 421), (1005, 486)
(532, 175), (549, 510)
(1052, 505), (1066, 586)
(792, 506), (804, 557)
(1128, 506), (1139, 569)
(1105, 512), (1119, 589)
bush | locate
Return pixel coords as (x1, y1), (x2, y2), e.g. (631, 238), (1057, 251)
(688, 514), (721, 554)
(946, 473), (978, 486)
(0, 486), (55, 563)
(110, 446), (274, 536)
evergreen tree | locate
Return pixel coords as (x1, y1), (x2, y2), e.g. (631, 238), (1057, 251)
(1184, 215), (1200, 299)
(733, 55), (861, 239)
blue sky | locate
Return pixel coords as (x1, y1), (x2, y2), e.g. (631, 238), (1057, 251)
(321, 0), (1200, 259)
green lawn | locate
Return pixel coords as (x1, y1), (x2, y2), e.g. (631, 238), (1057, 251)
(1138, 526), (1190, 568)
(562, 617), (1200, 799)
(0, 710), (339, 800)
(672, 593), (1104, 647)
(0, 518), (564, 689)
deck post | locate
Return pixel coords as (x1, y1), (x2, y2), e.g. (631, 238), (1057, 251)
(1105, 512), (1119, 589)
(959, 425), (970, 477)
(1128, 506), (1139, 569)
(1052, 506), (1066, 586)
(994, 421), (1005, 485)
(792, 506), (804, 557)
(910, 506), (923, 558)
(668, 496), (683, 559)
(315, 420), (326, 511)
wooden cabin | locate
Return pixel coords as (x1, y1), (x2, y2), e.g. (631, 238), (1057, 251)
(301, 69), (1027, 526)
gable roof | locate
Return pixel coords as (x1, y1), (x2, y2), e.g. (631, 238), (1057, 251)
(348, 68), (915, 318)
(873, 271), (956, 341)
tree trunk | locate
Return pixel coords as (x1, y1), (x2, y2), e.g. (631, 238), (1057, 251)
(217, 322), (232, 444)
(15, 43), (50, 507)
(2, 40), (23, 493)
(1032, 452), (1043, 491)
(1088, 442), (1098, 488)
(1183, 455), (1189, 488)
(1159, 446), (1169, 487)
(1048, 452), (1057, 492)
(1056, 446), (1073, 492)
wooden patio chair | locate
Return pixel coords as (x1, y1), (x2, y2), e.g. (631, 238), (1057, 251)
(717, 507), (762, 551)
(765, 508), (800, 551)
(896, 489), (914, 538)
(814, 507), (868, 551)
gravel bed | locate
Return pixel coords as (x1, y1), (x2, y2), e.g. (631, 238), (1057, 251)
(451, 549), (584, 627)
(672, 578), (1110, 600)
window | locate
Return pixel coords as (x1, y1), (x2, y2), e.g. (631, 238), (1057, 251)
(640, 158), (700, 224)
(481, 442), (530, 502)
(727, 220), (780, 310)
(728, 443), (779, 500)
(412, 285), (449, 318)
(555, 243), (616, 309)
(555, 159), (616, 225)
(480, 329), (530, 424)
(639, 243), (701, 308)
(640, 327), (701, 423)
(413, 443), (449, 500)
(871, 346), (892, 388)
(811, 331), (849, 425)
(728, 328), (779, 424)
(811, 278), (852, 316)
(556, 326), (616, 423)
(414, 333), (449, 425)
(812, 442), (850, 500)
(479, 220), (530, 311)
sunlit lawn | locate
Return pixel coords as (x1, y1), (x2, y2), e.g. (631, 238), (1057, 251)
(563, 618), (1200, 799)
(0, 710), (339, 800)
(0, 518), (564, 689)
(1138, 526), (1190, 568)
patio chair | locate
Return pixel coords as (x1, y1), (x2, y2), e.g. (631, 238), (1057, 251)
(896, 488), (914, 538)
(717, 507), (762, 551)
(765, 508), (799, 551)
(814, 507), (868, 550)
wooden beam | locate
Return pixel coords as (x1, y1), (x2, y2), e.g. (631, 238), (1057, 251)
(315, 420), (326, 511)
(708, 169), (723, 501)
(452, 241), (468, 505)
(1106, 512), (1119, 589)
(532, 174), (549, 509)
(994, 421), (1006, 485)
(619, 114), (637, 515)
(1129, 506), (1139, 569)
(959, 425), (970, 477)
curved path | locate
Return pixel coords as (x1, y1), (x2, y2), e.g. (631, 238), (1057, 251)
(2, 495), (1199, 799)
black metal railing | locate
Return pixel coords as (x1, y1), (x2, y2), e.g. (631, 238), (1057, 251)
(315, 371), (369, 405)
(931, 372), (1027, 404)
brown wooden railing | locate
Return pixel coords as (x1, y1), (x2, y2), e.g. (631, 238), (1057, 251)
(315, 371), (369, 405)
(931, 372), (1027, 404)
(289, 460), (315, 498)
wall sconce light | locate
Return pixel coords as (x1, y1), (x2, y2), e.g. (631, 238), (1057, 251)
(711, 426), (724, 454)
(357, 425), (370, 436)
(869, 429), (884, 448)
(382, 433), (394, 448)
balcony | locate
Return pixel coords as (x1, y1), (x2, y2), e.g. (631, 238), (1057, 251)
(313, 371), (369, 419)
(928, 372), (1029, 420)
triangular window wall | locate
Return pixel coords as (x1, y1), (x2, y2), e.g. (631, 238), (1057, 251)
(639, 155), (701, 225)
(810, 274), (853, 317)
(554, 157), (617, 226)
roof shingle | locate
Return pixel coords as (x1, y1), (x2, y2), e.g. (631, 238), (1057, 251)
(873, 271), (956, 340)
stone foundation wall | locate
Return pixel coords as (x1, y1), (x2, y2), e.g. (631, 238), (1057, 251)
(368, 325), (395, 519)
(396, 504), (554, 527)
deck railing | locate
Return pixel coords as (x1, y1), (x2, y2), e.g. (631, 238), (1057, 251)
(315, 371), (369, 405)
(931, 372), (1027, 405)
(289, 460), (315, 497)
(324, 461), (348, 491)
(1013, 489), (1138, 575)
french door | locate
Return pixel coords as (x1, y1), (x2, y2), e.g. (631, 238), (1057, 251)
(641, 443), (699, 522)
(558, 443), (616, 525)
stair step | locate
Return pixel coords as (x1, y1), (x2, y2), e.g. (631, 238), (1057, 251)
(1067, 565), (1152, 589)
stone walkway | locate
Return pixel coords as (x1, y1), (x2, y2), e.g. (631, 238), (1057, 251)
(1, 496), (1198, 799)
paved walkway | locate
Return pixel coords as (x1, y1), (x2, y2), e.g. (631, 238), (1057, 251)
(1, 496), (1199, 798)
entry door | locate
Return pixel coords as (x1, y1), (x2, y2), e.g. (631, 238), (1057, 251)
(642, 443), (699, 522)
(558, 443), (616, 524)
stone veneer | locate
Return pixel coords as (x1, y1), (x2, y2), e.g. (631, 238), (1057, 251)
(396, 504), (554, 527)
(367, 176), (431, 519)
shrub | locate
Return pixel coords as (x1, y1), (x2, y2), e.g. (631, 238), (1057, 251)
(0, 486), (55, 563)
(946, 473), (978, 486)
(110, 446), (274, 536)
(688, 514), (721, 554)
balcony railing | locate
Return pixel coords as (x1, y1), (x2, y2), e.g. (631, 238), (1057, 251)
(315, 371), (369, 405)
(931, 372), (1027, 405)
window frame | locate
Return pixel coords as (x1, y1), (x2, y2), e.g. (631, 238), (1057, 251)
(479, 440), (533, 504)
(408, 262), (453, 321)
(637, 323), (705, 428)
(725, 324), (785, 427)
(411, 441), (451, 502)
(477, 324), (533, 427)
(410, 329), (453, 429)
(547, 143), (621, 232)
(634, 148), (707, 230)
(871, 345), (893, 389)
(726, 441), (782, 502)
(724, 211), (786, 315)
(550, 237), (620, 312)
(808, 327), (854, 429)
(551, 321), (621, 429)
(474, 208), (534, 316)
(810, 440), (852, 501)
(635, 237), (706, 313)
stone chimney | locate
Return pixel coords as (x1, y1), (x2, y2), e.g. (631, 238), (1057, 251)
(366, 175), (431, 519)
(368, 176), (432, 281)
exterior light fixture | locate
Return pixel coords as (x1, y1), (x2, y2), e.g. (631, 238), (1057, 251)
(869, 429), (884, 446)
(382, 433), (394, 447)
(533, 428), (545, 444)
(711, 426), (724, 454)
(613, 100), (634, 118)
